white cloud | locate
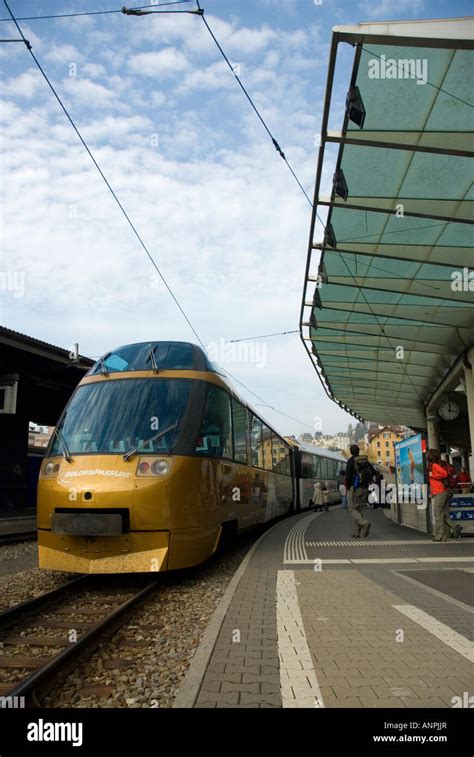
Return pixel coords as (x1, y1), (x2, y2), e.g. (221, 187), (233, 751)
(44, 43), (82, 65)
(0, 69), (44, 98)
(80, 114), (154, 142)
(127, 48), (190, 78)
(0, 3), (371, 436)
(223, 25), (278, 55)
(81, 62), (107, 79)
(60, 77), (119, 108)
(176, 60), (235, 94)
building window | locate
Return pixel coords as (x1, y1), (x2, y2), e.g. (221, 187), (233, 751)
(385, 441), (390, 447)
(383, 432), (390, 438)
(377, 441), (381, 448)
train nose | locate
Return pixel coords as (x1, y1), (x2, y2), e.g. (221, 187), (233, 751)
(37, 455), (136, 529)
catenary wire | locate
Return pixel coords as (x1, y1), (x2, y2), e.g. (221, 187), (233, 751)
(4, 1), (320, 433)
(0, 1), (192, 22)
(194, 0), (313, 208)
(3, 0), (205, 349)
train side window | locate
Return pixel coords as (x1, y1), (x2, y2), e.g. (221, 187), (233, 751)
(232, 399), (248, 464)
(261, 424), (273, 471)
(273, 438), (291, 476)
(249, 414), (262, 467)
(195, 385), (233, 459)
(271, 434), (283, 472)
(301, 453), (312, 478)
(283, 446), (291, 476)
(320, 457), (328, 480)
(312, 455), (321, 478)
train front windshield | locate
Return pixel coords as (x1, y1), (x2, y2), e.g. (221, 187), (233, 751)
(49, 378), (191, 456)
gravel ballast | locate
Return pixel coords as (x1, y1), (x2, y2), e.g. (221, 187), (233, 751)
(0, 533), (258, 708)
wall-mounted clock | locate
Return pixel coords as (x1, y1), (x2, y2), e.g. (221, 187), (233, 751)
(439, 400), (460, 421)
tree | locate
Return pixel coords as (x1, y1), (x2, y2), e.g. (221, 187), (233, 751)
(353, 422), (368, 443)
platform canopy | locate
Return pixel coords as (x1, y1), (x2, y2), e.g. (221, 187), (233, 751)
(300, 17), (474, 429)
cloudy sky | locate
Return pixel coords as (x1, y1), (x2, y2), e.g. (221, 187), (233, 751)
(1, 0), (471, 436)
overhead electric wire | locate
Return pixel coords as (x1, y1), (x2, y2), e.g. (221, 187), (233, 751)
(187, 5), (423, 410)
(4, 1), (319, 434)
(222, 367), (318, 432)
(0, 1), (191, 23)
(5, 0), (424, 426)
(116, 0), (419, 416)
(194, 0), (313, 209)
(229, 330), (298, 343)
(3, 0), (205, 350)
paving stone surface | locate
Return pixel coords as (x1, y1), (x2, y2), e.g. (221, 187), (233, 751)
(194, 508), (474, 708)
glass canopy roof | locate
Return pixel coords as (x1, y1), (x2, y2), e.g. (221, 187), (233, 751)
(301, 18), (474, 429)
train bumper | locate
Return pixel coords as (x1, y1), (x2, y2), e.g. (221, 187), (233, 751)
(38, 530), (169, 574)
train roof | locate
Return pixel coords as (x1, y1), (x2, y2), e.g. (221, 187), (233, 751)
(287, 439), (346, 461)
(88, 341), (225, 376)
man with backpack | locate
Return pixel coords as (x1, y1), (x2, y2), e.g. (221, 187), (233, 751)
(345, 444), (376, 537)
(428, 449), (463, 541)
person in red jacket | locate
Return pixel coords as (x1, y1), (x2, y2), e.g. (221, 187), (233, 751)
(458, 467), (472, 492)
(428, 450), (462, 541)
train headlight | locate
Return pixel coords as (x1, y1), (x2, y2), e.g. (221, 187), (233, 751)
(136, 458), (171, 477)
(43, 461), (60, 477)
(151, 460), (169, 476)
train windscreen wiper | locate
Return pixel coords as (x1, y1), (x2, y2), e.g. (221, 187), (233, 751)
(99, 356), (109, 376)
(147, 345), (159, 373)
(53, 427), (73, 463)
(123, 422), (179, 461)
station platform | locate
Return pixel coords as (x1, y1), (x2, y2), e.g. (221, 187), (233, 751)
(0, 510), (36, 537)
(175, 507), (474, 709)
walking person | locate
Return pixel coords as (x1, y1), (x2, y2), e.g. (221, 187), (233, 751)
(338, 468), (348, 508)
(345, 444), (376, 537)
(428, 449), (462, 540)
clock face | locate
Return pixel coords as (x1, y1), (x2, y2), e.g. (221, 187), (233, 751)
(439, 401), (460, 421)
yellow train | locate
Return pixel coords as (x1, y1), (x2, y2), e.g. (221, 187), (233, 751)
(37, 341), (344, 573)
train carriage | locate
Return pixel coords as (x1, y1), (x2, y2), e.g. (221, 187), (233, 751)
(288, 440), (345, 511)
(37, 341), (294, 573)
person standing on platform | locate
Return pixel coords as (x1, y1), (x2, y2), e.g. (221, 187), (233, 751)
(458, 467), (472, 492)
(428, 449), (462, 541)
(312, 480), (323, 510)
(345, 444), (375, 538)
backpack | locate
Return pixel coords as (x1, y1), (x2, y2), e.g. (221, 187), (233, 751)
(353, 455), (374, 489)
(441, 465), (457, 491)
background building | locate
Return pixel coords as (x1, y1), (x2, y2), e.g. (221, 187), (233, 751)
(368, 426), (403, 467)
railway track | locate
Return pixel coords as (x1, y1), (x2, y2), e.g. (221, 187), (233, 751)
(0, 575), (159, 705)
